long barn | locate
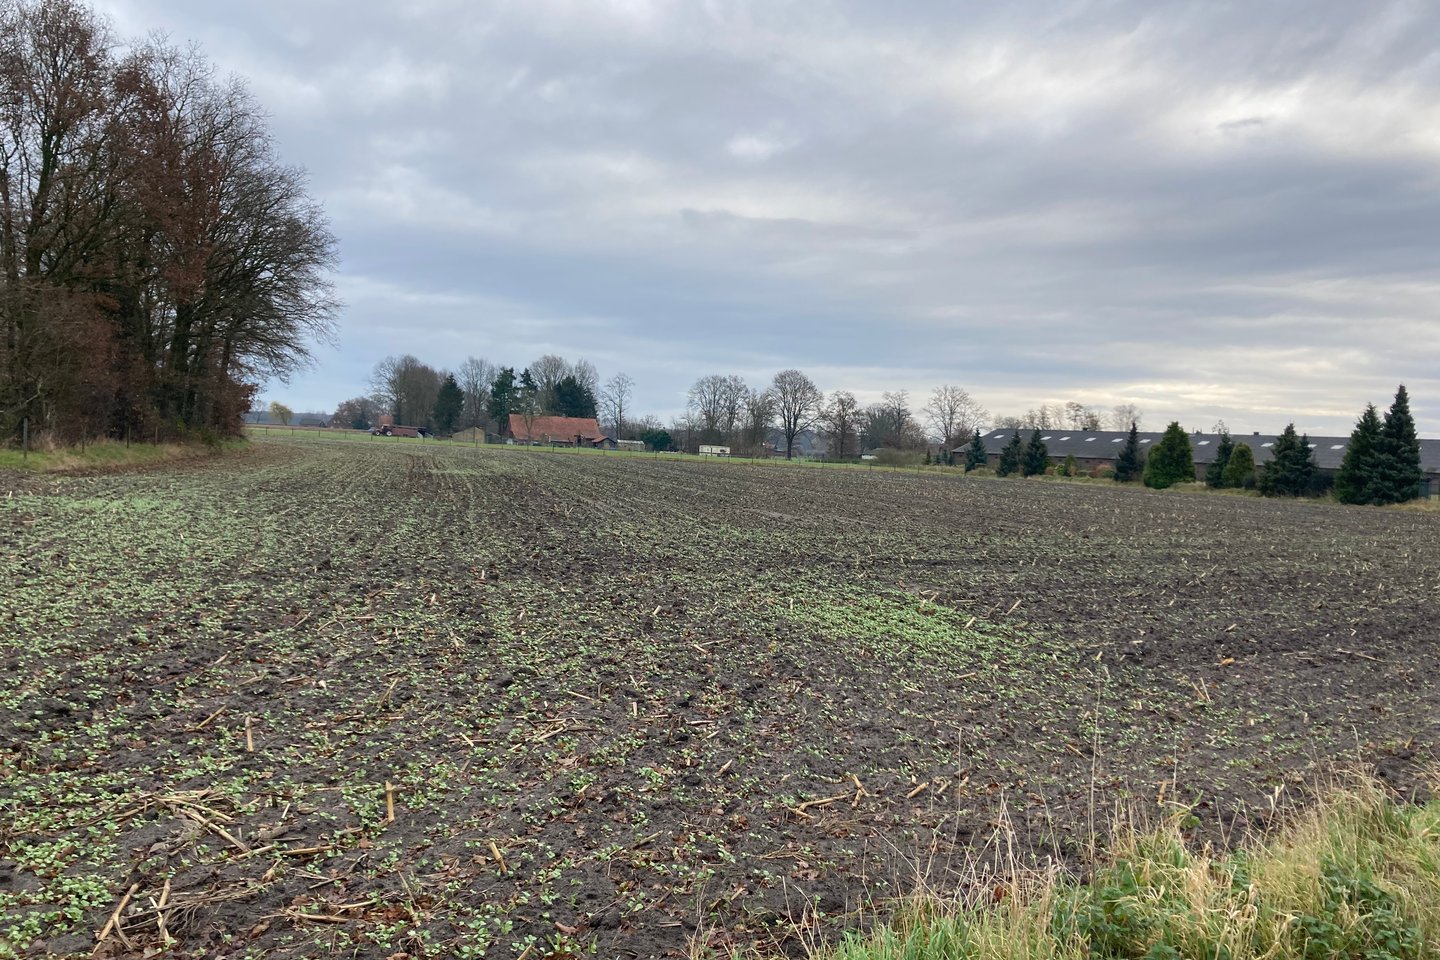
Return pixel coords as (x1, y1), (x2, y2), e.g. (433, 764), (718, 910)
(957, 429), (1440, 496)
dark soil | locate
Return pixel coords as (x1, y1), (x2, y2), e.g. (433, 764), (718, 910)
(1, 439), (1437, 959)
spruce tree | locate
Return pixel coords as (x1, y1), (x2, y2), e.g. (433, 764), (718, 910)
(487, 367), (518, 423)
(964, 431), (989, 472)
(1379, 385), (1425, 503)
(1022, 430), (1049, 477)
(1114, 422), (1143, 482)
(1142, 422), (1195, 489)
(431, 374), (464, 435)
(1257, 423), (1315, 497)
(997, 433), (1023, 477)
(1205, 432), (1235, 488)
(1334, 404), (1385, 505)
(1222, 443), (1256, 488)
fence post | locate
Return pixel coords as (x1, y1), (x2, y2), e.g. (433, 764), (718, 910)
(22, 417), (28, 461)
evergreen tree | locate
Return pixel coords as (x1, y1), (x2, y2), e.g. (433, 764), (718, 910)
(1114, 422), (1143, 482)
(1143, 422), (1195, 489)
(553, 375), (598, 418)
(1022, 430), (1049, 476)
(1205, 432), (1235, 488)
(1257, 423), (1315, 497)
(997, 433), (1023, 477)
(431, 374), (464, 436)
(1334, 404), (1385, 505)
(487, 367), (518, 424)
(964, 431), (989, 472)
(639, 427), (672, 451)
(1379, 384), (1425, 503)
(1222, 443), (1256, 488)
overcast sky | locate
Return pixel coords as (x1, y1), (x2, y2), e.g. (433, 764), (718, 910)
(96, 0), (1440, 435)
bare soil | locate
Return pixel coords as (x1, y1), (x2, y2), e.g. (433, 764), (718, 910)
(1, 440), (1436, 958)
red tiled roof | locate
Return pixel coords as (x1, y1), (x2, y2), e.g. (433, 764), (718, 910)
(507, 415), (607, 442)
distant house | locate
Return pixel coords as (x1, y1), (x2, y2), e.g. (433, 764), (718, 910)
(698, 444), (730, 457)
(506, 414), (612, 448)
(954, 429), (1440, 495)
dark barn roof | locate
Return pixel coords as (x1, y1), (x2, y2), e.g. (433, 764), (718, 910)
(959, 429), (1440, 475)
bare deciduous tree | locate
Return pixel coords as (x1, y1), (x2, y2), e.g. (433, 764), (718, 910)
(772, 369), (822, 459)
(369, 355), (441, 428)
(456, 356), (496, 430)
(924, 385), (988, 450)
(741, 387), (775, 453)
(601, 372), (633, 438)
(1063, 401), (1104, 431)
(823, 390), (861, 459)
(688, 374), (746, 443)
(572, 358), (599, 396)
(1109, 403), (1143, 431)
(528, 354), (571, 413)
(0, 1), (337, 443)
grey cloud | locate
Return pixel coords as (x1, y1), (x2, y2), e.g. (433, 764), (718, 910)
(93, 0), (1440, 433)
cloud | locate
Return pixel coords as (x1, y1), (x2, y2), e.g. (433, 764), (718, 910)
(94, 0), (1440, 433)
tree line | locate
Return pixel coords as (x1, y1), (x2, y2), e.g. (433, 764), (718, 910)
(337, 356), (1000, 460)
(980, 385), (1427, 504)
(328, 352), (1428, 496)
(333, 353), (614, 439)
(0, 0), (337, 446)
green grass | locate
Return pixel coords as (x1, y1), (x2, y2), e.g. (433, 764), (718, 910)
(813, 774), (1440, 960)
(0, 440), (239, 473)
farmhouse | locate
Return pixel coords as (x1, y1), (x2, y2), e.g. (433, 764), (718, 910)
(506, 414), (613, 448)
(957, 429), (1440, 496)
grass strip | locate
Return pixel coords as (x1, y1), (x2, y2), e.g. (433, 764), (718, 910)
(0, 440), (239, 473)
(816, 775), (1440, 960)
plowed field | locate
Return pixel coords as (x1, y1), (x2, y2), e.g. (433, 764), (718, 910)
(3, 439), (1437, 958)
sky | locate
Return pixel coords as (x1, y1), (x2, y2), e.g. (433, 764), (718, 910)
(95, 0), (1440, 436)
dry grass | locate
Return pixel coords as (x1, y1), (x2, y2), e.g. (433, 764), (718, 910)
(0, 440), (233, 473)
(809, 773), (1440, 960)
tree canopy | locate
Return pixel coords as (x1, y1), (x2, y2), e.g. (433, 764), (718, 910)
(1022, 430), (1049, 476)
(0, 0), (336, 445)
(431, 375), (464, 436)
(1205, 432), (1235, 488)
(487, 367), (518, 424)
(1334, 387), (1426, 504)
(1143, 423), (1194, 489)
(1379, 385), (1425, 502)
(1222, 443), (1256, 489)
(964, 431), (988, 472)
(1114, 423), (1143, 482)
(997, 433), (1023, 477)
(552, 375), (597, 419)
(1257, 423), (1316, 497)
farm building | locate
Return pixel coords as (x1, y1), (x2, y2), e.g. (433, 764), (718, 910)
(616, 439), (646, 452)
(955, 429), (1440, 496)
(506, 415), (613, 448)
(698, 444), (731, 457)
